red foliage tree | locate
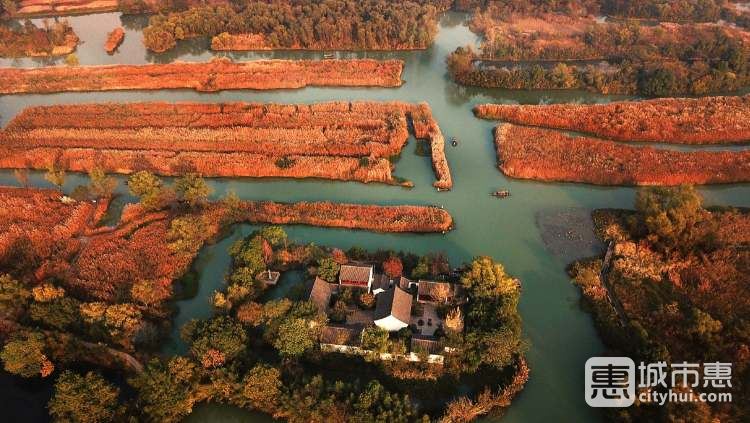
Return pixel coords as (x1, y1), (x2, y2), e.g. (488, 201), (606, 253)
(383, 256), (403, 278)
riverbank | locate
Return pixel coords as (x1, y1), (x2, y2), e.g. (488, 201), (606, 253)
(495, 124), (750, 185)
(475, 95), (750, 144)
(0, 57), (404, 94)
(11, 0), (118, 17)
(569, 193), (750, 421)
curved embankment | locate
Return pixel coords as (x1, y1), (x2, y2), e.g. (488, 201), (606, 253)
(0, 101), (452, 189)
(494, 124), (750, 186)
(0, 57), (404, 94)
(475, 95), (750, 144)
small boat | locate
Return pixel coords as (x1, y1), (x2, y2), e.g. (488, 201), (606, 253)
(491, 189), (511, 198)
(450, 136), (458, 147)
(323, 53), (335, 59)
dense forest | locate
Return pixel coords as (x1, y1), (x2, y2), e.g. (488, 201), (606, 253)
(570, 186), (749, 422)
(140, 0), (440, 53)
(448, 2), (750, 96)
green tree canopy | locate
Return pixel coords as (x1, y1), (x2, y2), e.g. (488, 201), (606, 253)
(634, 185), (706, 252)
(181, 315), (247, 365)
(1, 331), (50, 378)
(174, 173), (212, 209)
(49, 370), (121, 423)
(88, 167), (118, 199)
(127, 171), (169, 211)
(317, 257), (340, 283)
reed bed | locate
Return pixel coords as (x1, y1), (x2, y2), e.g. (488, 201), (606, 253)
(475, 95), (750, 144)
(104, 27), (125, 54)
(0, 58), (404, 94)
(495, 124), (750, 185)
(1, 101), (452, 188)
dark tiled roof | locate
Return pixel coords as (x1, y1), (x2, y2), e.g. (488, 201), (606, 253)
(411, 336), (442, 355)
(308, 277), (333, 312)
(397, 276), (413, 290)
(320, 325), (362, 346)
(371, 273), (391, 291)
(339, 264), (372, 284)
(374, 287), (412, 323)
(417, 280), (454, 302)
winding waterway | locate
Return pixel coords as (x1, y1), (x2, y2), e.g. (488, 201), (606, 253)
(1, 11), (750, 423)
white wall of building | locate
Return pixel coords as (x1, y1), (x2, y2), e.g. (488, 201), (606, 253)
(374, 315), (408, 332)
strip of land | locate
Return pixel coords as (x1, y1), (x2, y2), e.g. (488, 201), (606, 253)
(11, 0), (118, 17)
(0, 101), (452, 189)
(0, 58), (403, 94)
(104, 27), (125, 54)
(475, 95), (750, 144)
(494, 124), (750, 185)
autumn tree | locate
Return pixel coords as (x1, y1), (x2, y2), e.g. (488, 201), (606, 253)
(48, 371), (121, 423)
(45, 163), (66, 191)
(361, 326), (389, 353)
(130, 357), (199, 422)
(634, 185), (707, 253)
(229, 235), (268, 279)
(181, 316), (247, 367)
(174, 173), (212, 209)
(167, 215), (209, 255)
(88, 167), (118, 199)
(317, 257), (340, 283)
(260, 225), (287, 247)
(131, 279), (171, 307)
(444, 307), (464, 333)
(383, 256), (403, 278)
(239, 364), (282, 412)
(220, 189), (244, 223)
(273, 317), (317, 358)
(128, 171), (169, 211)
(460, 256), (526, 370)
(1, 331), (54, 378)
(0, 274), (31, 318)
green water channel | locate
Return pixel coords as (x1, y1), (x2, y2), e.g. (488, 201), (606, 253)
(2, 11), (750, 423)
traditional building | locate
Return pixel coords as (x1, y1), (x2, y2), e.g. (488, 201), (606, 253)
(410, 336), (443, 355)
(320, 325), (363, 352)
(371, 273), (391, 295)
(417, 280), (455, 304)
(373, 287), (412, 332)
(307, 277), (333, 313)
(256, 270), (280, 285)
(339, 264), (374, 290)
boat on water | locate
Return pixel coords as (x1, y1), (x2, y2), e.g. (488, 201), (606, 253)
(450, 136), (458, 147)
(323, 53), (335, 59)
(491, 189), (511, 198)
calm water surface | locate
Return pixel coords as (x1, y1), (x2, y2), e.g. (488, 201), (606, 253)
(2, 11), (749, 423)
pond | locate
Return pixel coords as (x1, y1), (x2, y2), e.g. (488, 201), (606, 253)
(1, 10), (749, 423)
